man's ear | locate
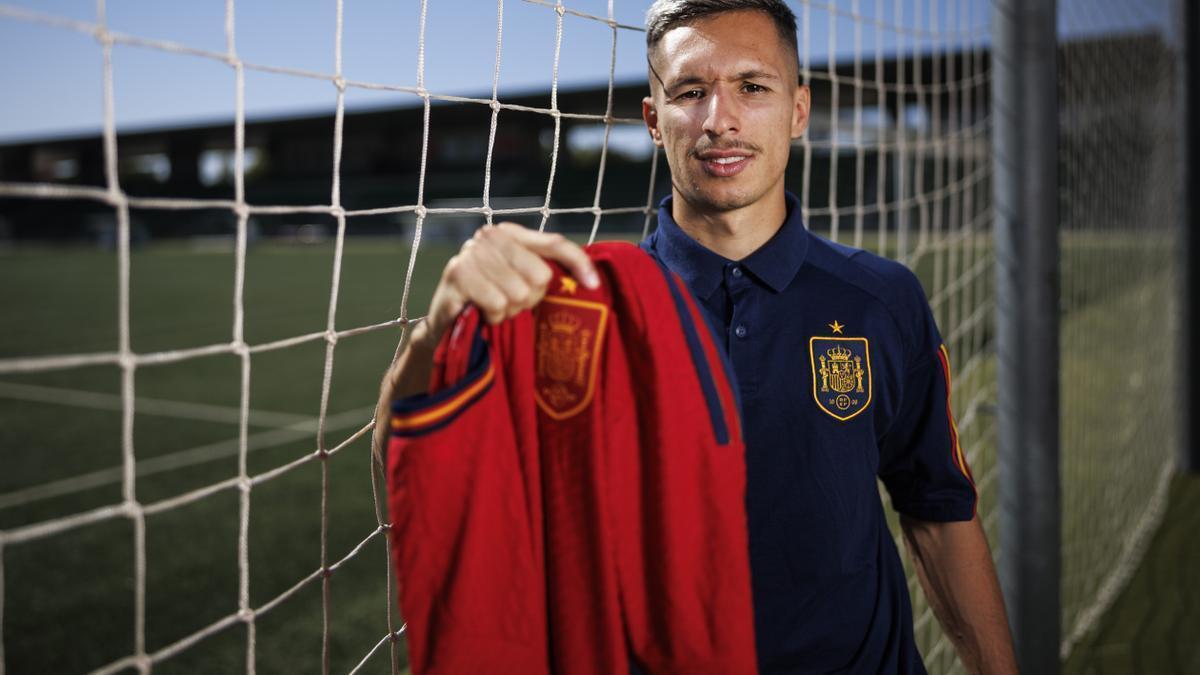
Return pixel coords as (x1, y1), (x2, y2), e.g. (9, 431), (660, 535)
(643, 96), (664, 148)
(791, 84), (811, 139)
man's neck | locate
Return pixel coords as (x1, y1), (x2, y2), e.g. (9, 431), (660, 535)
(670, 187), (789, 261)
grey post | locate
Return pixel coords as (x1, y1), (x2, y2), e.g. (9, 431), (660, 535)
(1182, 0), (1200, 473)
(992, 0), (1061, 673)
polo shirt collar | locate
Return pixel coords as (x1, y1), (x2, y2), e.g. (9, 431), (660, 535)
(651, 191), (810, 297)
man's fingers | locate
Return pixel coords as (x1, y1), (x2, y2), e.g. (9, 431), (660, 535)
(500, 224), (600, 289)
(454, 263), (512, 325)
(471, 235), (539, 313)
(432, 223), (598, 330)
(493, 233), (556, 291)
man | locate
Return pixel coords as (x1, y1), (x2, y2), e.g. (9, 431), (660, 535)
(377, 0), (1018, 672)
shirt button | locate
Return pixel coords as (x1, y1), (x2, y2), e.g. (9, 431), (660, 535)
(731, 266), (744, 279)
(734, 324), (748, 339)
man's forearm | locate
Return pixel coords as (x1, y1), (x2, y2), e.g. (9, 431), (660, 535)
(900, 514), (1018, 674)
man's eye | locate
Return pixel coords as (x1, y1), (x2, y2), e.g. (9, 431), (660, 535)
(677, 89), (704, 100)
(743, 83), (767, 94)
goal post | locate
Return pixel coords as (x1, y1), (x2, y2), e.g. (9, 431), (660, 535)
(991, 0), (1061, 672)
(1181, 0), (1200, 475)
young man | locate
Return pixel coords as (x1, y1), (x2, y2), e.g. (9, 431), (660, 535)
(377, 0), (1018, 672)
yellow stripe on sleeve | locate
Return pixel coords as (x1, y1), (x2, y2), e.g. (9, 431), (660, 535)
(938, 345), (973, 482)
(390, 365), (495, 432)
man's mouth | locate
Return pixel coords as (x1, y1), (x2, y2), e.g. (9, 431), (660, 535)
(698, 152), (752, 177)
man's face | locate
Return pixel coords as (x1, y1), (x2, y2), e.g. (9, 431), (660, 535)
(643, 9), (810, 215)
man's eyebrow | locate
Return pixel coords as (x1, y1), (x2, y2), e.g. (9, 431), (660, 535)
(664, 69), (781, 91)
(733, 69), (781, 82)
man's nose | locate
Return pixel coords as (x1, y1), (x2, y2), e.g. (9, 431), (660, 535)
(702, 89), (740, 136)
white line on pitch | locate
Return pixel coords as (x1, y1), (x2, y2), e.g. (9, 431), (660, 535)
(0, 380), (313, 428)
(0, 406), (374, 510)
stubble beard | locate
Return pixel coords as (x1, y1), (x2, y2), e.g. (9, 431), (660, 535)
(671, 138), (785, 215)
(676, 178), (758, 214)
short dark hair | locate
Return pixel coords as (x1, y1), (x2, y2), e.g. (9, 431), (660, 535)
(645, 0), (799, 70)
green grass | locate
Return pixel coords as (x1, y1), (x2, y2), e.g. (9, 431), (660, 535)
(0, 238), (457, 673)
(0, 231), (1185, 674)
(1062, 473), (1200, 675)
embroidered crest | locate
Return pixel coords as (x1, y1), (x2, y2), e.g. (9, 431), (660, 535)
(809, 335), (872, 421)
(535, 296), (608, 419)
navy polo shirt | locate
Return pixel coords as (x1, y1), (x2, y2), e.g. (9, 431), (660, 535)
(641, 192), (976, 674)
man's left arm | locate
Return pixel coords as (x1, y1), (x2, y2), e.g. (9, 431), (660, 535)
(899, 514), (1018, 675)
(878, 266), (1019, 673)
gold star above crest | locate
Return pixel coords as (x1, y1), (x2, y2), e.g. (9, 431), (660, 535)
(828, 320), (845, 334)
(559, 276), (578, 295)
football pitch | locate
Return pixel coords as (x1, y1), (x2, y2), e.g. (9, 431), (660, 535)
(0, 232), (1180, 673)
(0, 237), (460, 673)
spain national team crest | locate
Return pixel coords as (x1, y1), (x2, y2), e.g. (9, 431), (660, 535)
(534, 296), (608, 420)
(809, 334), (872, 421)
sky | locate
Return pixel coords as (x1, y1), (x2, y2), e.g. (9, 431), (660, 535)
(0, 0), (1174, 143)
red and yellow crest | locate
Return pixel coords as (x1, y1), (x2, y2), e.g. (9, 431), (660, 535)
(534, 296), (608, 420)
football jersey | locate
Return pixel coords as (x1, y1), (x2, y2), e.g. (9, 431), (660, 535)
(387, 241), (757, 674)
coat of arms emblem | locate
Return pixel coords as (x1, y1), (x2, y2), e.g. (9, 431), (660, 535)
(534, 296), (608, 419)
(809, 335), (872, 421)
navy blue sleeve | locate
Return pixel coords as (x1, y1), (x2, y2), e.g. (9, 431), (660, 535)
(877, 281), (977, 522)
(389, 310), (494, 438)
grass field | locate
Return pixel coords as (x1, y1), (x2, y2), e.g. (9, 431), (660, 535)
(0, 230), (1182, 674)
(1062, 473), (1200, 675)
(0, 238), (459, 673)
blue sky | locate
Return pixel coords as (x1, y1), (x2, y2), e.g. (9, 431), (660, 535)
(0, 0), (1172, 142)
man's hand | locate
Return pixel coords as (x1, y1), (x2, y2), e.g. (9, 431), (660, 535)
(372, 223), (599, 454)
(423, 223), (599, 338)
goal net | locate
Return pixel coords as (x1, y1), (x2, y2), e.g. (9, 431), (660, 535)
(786, 2), (993, 673)
(1056, 0), (1181, 662)
(0, 1), (1176, 674)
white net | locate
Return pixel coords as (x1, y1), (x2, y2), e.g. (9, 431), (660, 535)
(0, 1), (1117, 673)
(0, 1), (653, 672)
(1056, 0), (1181, 662)
(789, 3), (995, 673)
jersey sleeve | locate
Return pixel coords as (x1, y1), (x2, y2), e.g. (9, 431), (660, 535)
(877, 291), (977, 523)
(388, 307), (493, 437)
(385, 308), (549, 674)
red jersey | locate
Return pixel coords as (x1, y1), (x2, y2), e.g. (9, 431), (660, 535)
(386, 242), (757, 674)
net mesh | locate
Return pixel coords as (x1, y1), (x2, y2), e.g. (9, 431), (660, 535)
(0, 1), (1183, 673)
(1056, 0), (1181, 660)
(794, 3), (993, 673)
(0, 1), (649, 672)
